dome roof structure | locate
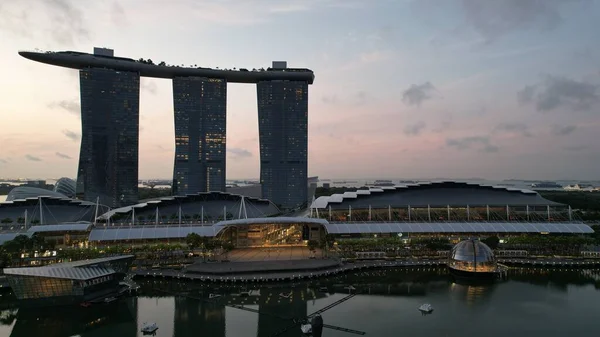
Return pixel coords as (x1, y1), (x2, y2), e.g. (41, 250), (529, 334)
(448, 239), (497, 273)
(6, 186), (67, 201)
(53, 177), (76, 198)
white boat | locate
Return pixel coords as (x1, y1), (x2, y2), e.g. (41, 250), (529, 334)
(141, 322), (159, 334)
(279, 291), (292, 299)
(209, 293), (221, 299)
(418, 303), (434, 313)
(103, 296), (117, 303)
(300, 323), (312, 334)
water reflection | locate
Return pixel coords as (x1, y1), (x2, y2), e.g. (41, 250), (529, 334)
(5, 298), (136, 337)
(0, 267), (598, 337)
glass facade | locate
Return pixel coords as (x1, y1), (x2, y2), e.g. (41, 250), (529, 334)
(257, 81), (308, 210)
(77, 68), (140, 208)
(448, 240), (497, 272)
(8, 274), (118, 300)
(173, 77), (227, 194)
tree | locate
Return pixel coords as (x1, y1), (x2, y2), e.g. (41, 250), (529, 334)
(1, 218), (12, 224)
(186, 233), (201, 250)
(482, 236), (500, 249)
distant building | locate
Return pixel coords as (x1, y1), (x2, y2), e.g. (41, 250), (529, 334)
(19, 49), (315, 209)
(53, 177), (76, 198)
(172, 77), (227, 195)
(3, 255), (133, 306)
(76, 68), (140, 208)
(26, 180), (46, 186)
(257, 76), (309, 210)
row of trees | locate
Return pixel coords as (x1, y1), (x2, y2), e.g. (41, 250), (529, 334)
(185, 233), (235, 261)
(0, 232), (238, 268)
(1, 217), (41, 225)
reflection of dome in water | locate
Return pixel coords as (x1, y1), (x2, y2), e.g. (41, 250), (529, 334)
(448, 240), (497, 278)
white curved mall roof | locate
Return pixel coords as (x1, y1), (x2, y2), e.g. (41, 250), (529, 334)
(6, 186), (67, 201)
(97, 191), (277, 220)
(310, 181), (548, 209)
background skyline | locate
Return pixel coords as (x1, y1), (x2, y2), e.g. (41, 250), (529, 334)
(1, 0), (599, 181)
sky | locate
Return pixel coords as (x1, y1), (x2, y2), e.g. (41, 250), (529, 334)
(0, 0), (599, 181)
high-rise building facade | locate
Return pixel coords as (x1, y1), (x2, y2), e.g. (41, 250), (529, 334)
(172, 77), (227, 195)
(76, 68), (140, 208)
(257, 81), (308, 209)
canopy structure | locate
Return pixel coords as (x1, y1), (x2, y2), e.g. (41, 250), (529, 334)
(311, 181), (563, 209)
(85, 216), (594, 243)
(27, 222), (93, 233)
(324, 222), (593, 234)
(3, 255), (134, 281)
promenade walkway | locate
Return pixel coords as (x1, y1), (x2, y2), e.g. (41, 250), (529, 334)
(132, 257), (600, 284)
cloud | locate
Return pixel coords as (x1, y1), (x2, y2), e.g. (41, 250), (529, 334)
(459, 0), (580, 43)
(321, 95), (339, 104)
(25, 154), (42, 162)
(359, 50), (394, 63)
(0, 0), (91, 45)
(517, 85), (536, 105)
(141, 80), (158, 95)
(162, 0), (362, 26)
(356, 91), (370, 106)
(0, 159), (8, 164)
(110, 2), (127, 26)
(48, 100), (80, 116)
(402, 82), (438, 106)
(55, 152), (72, 159)
(446, 136), (499, 153)
(552, 125), (577, 136)
(564, 145), (588, 151)
(227, 147), (252, 158)
(537, 76), (599, 111)
(403, 121), (426, 136)
(62, 129), (81, 141)
(519, 75), (599, 112)
(494, 123), (533, 137)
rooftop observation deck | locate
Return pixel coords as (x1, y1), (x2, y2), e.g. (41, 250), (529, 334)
(18, 50), (315, 84)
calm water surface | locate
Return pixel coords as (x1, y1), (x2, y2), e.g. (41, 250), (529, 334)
(1, 268), (599, 337)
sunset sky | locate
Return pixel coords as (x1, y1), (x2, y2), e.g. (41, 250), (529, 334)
(0, 0), (599, 180)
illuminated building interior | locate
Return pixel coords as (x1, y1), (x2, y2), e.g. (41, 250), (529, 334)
(448, 240), (497, 273)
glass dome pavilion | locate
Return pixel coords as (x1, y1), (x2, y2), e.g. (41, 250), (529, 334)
(448, 239), (497, 273)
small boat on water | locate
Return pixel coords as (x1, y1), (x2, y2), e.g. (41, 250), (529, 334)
(418, 303), (434, 314)
(141, 322), (159, 334)
(279, 291), (292, 299)
(209, 293), (222, 299)
(300, 323), (312, 335)
(104, 296), (117, 303)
